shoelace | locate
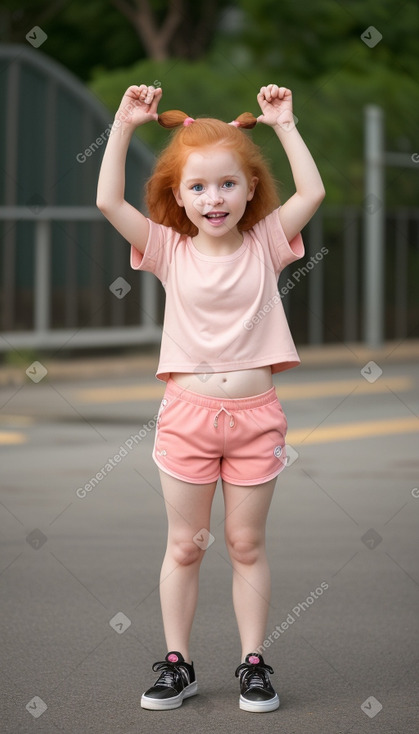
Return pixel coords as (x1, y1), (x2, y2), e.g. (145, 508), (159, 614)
(235, 660), (274, 689)
(213, 405), (235, 428)
(151, 660), (184, 688)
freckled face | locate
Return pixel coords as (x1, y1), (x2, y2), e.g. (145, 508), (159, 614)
(173, 147), (258, 239)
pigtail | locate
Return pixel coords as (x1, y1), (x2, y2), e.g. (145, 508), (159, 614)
(232, 112), (258, 129)
(158, 110), (258, 129)
(157, 110), (191, 128)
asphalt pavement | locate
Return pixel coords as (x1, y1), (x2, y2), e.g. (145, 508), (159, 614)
(0, 346), (418, 733)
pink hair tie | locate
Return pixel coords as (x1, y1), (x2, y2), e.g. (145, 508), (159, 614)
(229, 120), (240, 127)
(183, 117), (195, 126)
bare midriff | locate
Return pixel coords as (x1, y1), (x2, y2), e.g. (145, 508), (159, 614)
(170, 366), (273, 399)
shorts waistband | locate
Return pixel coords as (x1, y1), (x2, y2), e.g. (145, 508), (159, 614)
(164, 378), (278, 411)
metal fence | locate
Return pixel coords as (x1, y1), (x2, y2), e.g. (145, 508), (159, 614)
(1, 45), (418, 354)
(1, 203), (418, 354)
(0, 42), (160, 356)
(0, 206), (162, 351)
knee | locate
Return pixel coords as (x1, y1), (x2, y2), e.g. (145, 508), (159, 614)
(169, 540), (203, 567)
(226, 534), (263, 565)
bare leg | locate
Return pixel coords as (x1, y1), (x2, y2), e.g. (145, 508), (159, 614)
(158, 469), (217, 663)
(222, 477), (277, 661)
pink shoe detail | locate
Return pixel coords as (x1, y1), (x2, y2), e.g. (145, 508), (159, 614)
(248, 655), (260, 664)
(167, 653), (179, 663)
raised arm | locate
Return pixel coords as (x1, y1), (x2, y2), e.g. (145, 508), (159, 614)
(96, 84), (162, 254)
(257, 84), (325, 242)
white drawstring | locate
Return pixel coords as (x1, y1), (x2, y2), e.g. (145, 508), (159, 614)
(213, 405), (235, 428)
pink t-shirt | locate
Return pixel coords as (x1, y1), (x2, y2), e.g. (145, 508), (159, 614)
(130, 207), (304, 382)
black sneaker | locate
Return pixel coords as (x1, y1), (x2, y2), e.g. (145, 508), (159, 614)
(235, 652), (280, 712)
(141, 651), (198, 710)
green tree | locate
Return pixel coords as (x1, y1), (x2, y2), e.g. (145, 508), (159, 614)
(0, 0), (140, 80)
(89, 54), (419, 208)
(110, 0), (226, 60)
(0, 0), (230, 80)
(236, 0), (419, 82)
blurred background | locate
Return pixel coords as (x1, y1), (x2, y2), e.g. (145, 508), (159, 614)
(1, 0), (419, 363)
(1, 6), (419, 733)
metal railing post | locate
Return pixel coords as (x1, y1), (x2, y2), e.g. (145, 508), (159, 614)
(343, 206), (359, 342)
(308, 212), (324, 344)
(140, 271), (159, 327)
(34, 219), (51, 333)
(363, 105), (385, 347)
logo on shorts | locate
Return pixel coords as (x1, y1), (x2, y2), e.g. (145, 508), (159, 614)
(273, 445), (283, 458)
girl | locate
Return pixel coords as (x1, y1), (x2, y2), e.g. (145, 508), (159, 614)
(97, 83), (325, 713)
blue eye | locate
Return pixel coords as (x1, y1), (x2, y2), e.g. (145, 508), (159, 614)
(223, 181), (235, 189)
(191, 184), (204, 192)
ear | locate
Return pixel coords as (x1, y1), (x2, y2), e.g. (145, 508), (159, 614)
(172, 187), (184, 207)
(247, 176), (258, 201)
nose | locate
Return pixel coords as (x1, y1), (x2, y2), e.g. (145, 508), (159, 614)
(206, 186), (223, 205)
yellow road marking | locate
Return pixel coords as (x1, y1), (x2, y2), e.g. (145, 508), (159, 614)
(74, 376), (413, 404)
(276, 376), (412, 400)
(0, 416), (417, 447)
(74, 383), (164, 403)
(288, 416), (419, 446)
(0, 431), (27, 445)
(0, 415), (35, 426)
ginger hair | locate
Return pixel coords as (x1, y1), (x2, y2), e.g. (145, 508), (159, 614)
(145, 110), (280, 236)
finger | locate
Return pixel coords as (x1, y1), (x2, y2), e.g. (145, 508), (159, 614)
(125, 84), (142, 99)
(147, 86), (161, 103)
(269, 83), (279, 98)
(138, 85), (155, 105)
(148, 86), (163, 115)
(264, 85), (272, 102)
(258, 86), (268, 101)
(137, 84), (151, 102)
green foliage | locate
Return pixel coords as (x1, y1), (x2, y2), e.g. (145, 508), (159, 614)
(0, 0), (140, 81)
(20, 0), (415, 206)
(238, 0), (419, 82)
(89, 51), (419, 207)
(2, 348), (45, 368)
(90, 57), (298, 201)
(90, 57), (268, 148)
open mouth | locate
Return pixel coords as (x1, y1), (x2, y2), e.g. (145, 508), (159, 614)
(204, 212), (228, 223)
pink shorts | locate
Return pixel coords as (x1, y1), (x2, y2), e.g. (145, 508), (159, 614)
(153, 378), (288, 486)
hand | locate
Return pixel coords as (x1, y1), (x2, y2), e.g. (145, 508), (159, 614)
(115, 84), (163, 128)
(257, 84), (295, 130)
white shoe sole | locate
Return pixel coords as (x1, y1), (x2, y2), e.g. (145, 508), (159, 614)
(239, 693), (280, 712)
(141, 681), (198, 710)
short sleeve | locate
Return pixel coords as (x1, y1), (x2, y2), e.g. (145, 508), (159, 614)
(252, 207), (304, 276)
(129, 219), (180, 285)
